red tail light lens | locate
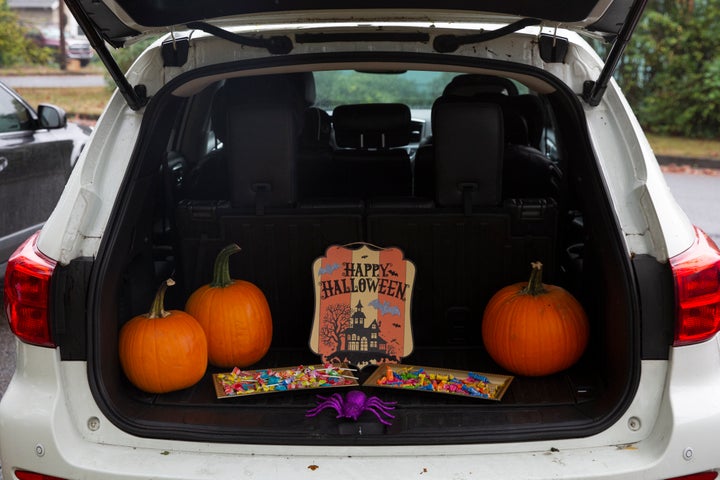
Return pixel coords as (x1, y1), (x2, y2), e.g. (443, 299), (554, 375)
(15, 471), (68, 480)
(670, 227), (720, 346)
(3, 231), (56, 347)
(665, 472), (718, 480)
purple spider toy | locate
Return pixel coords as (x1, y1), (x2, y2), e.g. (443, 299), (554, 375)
(306, 390), (397, 425)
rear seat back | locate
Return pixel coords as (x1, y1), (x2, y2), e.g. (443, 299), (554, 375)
(415, 73), (560, 202)
(176, 76), (557, 352)
(176, 74), (364, 348)
(297, 107), (338, 199)
(432, 99), (504, 209)
(331, 103), (413, 199)
(223, 74), (308, 211)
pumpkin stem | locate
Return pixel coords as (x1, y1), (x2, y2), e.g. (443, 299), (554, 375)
(148, 278), (174, 319)
(210, 244), (241, 288)
(520, 261), (548, 296)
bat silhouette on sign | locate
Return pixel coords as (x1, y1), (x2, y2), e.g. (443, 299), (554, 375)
(369, 299), (401, 316)
(318, 263), (340, 275)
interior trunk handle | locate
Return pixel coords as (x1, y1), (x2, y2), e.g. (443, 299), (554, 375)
(0, 157), (8, 173)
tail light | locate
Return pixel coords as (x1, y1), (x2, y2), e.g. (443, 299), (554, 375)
(670, 227), (720, 346)
(665, 472), (718, 480)
(3, 231), (56, 347)
(15, 471), (68, 480)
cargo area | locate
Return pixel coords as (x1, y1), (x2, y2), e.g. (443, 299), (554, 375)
(84, 65), (642, 445)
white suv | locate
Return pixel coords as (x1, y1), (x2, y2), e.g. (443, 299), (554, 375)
(3, 0), (720, 479)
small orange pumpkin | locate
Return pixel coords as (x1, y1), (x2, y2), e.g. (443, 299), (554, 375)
(481, 262), (589, 376)
(185, 244), (273, 368)
(119, 279), (208, 394)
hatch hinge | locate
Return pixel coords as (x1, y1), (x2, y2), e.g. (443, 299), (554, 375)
(63, 0), (149, 111)
(538, 33), (568, 63)
(162, 35), (191, 67)
(582, 0), (649, 107)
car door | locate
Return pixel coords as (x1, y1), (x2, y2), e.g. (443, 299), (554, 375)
(0, 83), (73, 268)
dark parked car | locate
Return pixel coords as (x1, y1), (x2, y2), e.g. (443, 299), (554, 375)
(0, 80), (90, 279)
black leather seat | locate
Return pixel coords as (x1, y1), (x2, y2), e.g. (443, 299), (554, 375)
(331, 103), (413, 199)
(502, 109), (562, 199)
(367, 101), (514, 345)
(176, 73), (364, 346)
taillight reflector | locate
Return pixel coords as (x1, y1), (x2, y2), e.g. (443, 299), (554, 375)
(15, 471), (68, 480)
(670, 227), (720, 346)
(665, 472), (718, 480)
(3, 231), (56, 347)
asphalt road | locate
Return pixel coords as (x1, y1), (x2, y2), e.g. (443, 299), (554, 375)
(664, 170), (720, 245)
(0, 74), (106, 88)
(0, 318), (13, 404)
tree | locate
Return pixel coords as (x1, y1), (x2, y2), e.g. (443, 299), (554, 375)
(0, 0), (50, 66)
(618, 0), (720, 138)
(319, 303), (351, 350)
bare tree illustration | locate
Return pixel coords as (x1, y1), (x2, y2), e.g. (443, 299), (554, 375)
(387, 339), (398, 358)
(320, 303), (351, 350)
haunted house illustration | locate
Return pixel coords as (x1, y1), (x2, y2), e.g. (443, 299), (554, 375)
(342, 300), (388, 353)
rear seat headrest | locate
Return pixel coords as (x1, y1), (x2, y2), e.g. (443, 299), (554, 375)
(300, 72), (316, 107)
(505, 95), (544, 149)
(504, 112), (530, 146)
(434, 93), (542, 149)
(443, 74), (519, 97)
(301, 107), (332, 149)
(432, 99), (504, 208)
(224, 73), (312, 111)
(332, 103), (412, 149)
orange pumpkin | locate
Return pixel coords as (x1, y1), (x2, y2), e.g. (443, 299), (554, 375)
(481, 262), (589, 376)
(119, 279), (208, 393)
(185, 244), (273, 368)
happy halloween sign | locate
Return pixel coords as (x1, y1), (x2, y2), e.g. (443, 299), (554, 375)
(309, 243), (415, 369)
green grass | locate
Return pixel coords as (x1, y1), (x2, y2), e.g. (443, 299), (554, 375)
(646, 134), (720, 160)
(14, 86), (111, 119)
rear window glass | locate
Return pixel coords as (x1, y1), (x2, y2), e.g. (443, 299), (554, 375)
(314, 70), (527, 111)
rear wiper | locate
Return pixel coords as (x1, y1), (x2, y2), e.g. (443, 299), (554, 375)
(187, 21), (293, 54)
(433, 18), (542, 53)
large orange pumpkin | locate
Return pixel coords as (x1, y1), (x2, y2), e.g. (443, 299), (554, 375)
(185, 244), (273, 368)
(481, 262), (589, 376)
(119, 279), (208, 394)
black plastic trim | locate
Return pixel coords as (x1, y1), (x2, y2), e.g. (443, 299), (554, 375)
(433, 18), (542, 53)
(186, 22), (293, 55)
(632, 254), (674, 360)
(52, 258), (94, 361)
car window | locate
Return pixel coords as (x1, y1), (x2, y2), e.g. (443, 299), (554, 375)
(314, 70), (454, 111)
(0, 88), (33, 133)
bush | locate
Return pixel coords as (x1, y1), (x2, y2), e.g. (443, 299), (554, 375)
(0, 0), (51, 66)
(619, 0), (720, 138)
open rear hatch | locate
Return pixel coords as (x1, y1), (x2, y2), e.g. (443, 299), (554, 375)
(65, 0), (648, 107)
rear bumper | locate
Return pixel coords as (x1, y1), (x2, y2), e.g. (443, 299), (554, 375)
(1, 340), (720, 480)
